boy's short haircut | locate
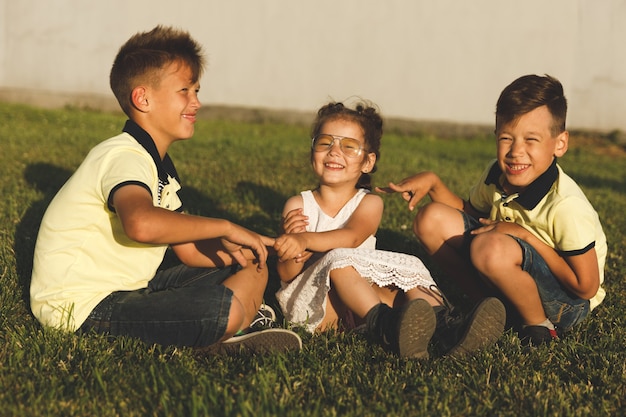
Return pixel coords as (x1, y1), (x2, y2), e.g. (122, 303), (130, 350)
(495, 74), (567, 136)
(110, 25), (206, 116)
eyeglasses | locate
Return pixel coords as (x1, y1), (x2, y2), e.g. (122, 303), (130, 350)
(311, 134), (365, 157)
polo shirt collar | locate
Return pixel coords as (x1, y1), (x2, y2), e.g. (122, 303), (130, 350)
(122, 120), (179, 183)
(485, 158), (558, 210)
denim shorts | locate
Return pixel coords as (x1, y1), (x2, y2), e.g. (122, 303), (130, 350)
(461, 211), (590, 330)
(78, 264), (239, 347)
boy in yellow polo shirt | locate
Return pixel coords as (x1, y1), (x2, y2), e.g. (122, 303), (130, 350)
(379, 74), (606, 345)
(30, 25), (301, 353)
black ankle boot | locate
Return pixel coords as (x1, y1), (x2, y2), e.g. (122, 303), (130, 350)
(365, 300), (436, 359)
(365, 303), (398, 351)
(433, 297), (506, 357)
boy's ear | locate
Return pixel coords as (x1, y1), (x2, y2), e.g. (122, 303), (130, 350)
(554, 130), (569, 157)
(131, 87), (150, 113)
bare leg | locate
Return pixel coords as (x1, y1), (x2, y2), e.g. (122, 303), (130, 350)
(414, 202), (486, 301)
(316, 288), (345, 331)
(471, 232), (546, 325)
(328, 266), (381, 319)
(220, 262), (268, 338)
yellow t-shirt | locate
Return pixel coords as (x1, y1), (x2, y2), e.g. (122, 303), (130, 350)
(469, 159), (607, 310)
(31, 129), (182, 331)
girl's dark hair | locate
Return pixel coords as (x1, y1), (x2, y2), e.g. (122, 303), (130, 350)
(110, 25), (205, 116)
(496, 74), (567, 136)
(311, 100), (383, 190)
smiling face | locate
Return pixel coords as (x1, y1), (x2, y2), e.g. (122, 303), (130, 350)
(311, 118), (376, 188)
(140, 60), (201, 151)
(496, 105), (568, 194)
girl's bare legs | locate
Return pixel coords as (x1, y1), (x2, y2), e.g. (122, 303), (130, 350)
(316, 288), (347, 331)
(317, 268), (446, 331)
(323, 266), (436, 358)
(325, 266), (383, 319)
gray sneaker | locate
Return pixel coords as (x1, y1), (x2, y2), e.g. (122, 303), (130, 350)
(207, 328), (303, 355)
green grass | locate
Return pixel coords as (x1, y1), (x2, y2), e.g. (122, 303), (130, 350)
(1, 101), (625, 416)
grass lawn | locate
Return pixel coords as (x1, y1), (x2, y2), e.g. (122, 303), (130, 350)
(1, 101), (625, 416)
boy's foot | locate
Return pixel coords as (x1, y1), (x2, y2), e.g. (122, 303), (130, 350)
(396, 299), (437, 359)
(245, 304), (277, 332)
(435, 297), (506, 357)
(200, 328), (303, 355)
(520, 325), (558, 346)
(231, 303), (278, 337)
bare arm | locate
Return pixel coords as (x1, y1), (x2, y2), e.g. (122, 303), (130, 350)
(275, 194), (382, 260)
(275, 196), (309, 282)
(473, 219), (600, 299)
(376, 171), (465, 211)
(171, 239), (261, 268)
(112, 184), (275, 269)
(274, 194), (383, 282)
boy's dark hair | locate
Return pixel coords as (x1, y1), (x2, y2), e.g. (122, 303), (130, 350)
(311, 100), (383, 190)
(496, 74), (567, 136)
(110, 25), (205, 116)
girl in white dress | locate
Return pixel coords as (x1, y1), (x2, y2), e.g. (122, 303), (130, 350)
(274, 100), (506, 359)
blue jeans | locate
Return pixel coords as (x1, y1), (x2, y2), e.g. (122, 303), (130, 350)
(461, 211), (589, 330)
(78, 264), (238, 347)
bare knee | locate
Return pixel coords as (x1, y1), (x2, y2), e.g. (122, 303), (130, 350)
(413, 203), (439, 239)
(470, 232), (518, 278)
(413, 202), (464, 247)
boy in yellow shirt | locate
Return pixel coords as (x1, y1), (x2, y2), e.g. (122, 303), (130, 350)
(380, 74), (606, 345)
(30, 25), (301, 353)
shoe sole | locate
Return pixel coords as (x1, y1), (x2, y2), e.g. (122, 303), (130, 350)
(447, 297), (506, 357)
(198, 329), (302, 355)
(397, 299), (437, 359)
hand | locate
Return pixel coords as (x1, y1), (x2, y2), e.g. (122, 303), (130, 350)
(375, 172), (434, 211)
(278, 208), (312, 262)
(280, 208), (308, 234)
(470, 218), (527, 239)
(221, 224), (275, 270)
(273, 233), (309, 263)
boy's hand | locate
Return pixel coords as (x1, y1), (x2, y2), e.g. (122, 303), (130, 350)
(377, 171), (465, 212)
(471, 218), (528, 239)
(376, 172), (435, 211)
(222, 225), (275, 270)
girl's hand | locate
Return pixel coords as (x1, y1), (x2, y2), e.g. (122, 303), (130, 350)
(274, 233), (308, 262)
(281, 208), (309, 234)
(278, 208), (312, 262)
(221, 224), (275, 270)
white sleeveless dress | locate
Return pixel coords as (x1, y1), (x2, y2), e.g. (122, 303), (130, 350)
(275, 189), (436, 333)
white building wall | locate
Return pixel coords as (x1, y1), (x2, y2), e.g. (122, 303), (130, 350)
(1, 0), (625, 131)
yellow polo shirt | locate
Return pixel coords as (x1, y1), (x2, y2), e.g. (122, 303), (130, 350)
(469, 159), (607, 310)
(31, 121), (183, 331)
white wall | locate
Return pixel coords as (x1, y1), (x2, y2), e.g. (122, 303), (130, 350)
(1, 0), (625, 131)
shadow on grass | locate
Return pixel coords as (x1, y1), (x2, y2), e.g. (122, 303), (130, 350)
(15, 163), (73, 307)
